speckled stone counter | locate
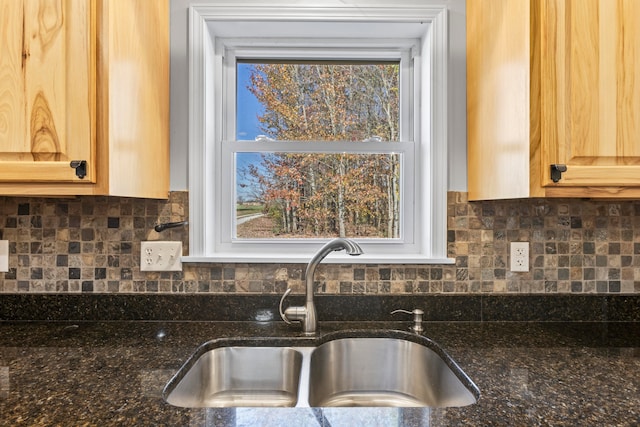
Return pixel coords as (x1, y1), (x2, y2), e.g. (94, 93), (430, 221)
(1, 319), (639, 426)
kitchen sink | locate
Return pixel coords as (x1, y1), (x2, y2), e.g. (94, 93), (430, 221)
(308, 338), (477, 407)
(164, 346), (304, 407)
(163, 331), (479, 408)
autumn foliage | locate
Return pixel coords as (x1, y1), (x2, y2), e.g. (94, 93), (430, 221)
(244, 62), (401, 238)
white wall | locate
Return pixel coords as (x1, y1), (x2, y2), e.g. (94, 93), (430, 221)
(168, 0), (467, 192)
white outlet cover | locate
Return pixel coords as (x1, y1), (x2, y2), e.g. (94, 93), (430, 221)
(510, 241), (529, 272)
(0, 240), (8, 272)
(141, 241), (183, 272)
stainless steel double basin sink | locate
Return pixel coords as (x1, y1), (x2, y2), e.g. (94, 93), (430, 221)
(163, 330), (479, 408)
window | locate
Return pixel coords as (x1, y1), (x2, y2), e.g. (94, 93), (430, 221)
(186, 2), (452, 264)
(231, 53), (410, 244)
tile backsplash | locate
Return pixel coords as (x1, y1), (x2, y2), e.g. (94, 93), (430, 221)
(0, 192), (638, 294)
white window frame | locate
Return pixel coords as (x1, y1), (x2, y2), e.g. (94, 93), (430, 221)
(185, 1), (453, 264)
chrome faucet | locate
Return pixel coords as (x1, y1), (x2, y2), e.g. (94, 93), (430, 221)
(279, 238), (363, 335)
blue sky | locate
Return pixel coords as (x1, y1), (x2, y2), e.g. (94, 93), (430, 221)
(236, 63), (265, 202)
(236, 63), (263, 141)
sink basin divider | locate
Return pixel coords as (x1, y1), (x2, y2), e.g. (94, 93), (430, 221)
(291, 346), (314, 408)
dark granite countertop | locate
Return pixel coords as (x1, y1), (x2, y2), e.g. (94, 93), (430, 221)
(1, 319), (639, 426)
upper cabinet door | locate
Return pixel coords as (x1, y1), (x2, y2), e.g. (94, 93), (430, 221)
(0, 0), (95, 182)
(541, 0), (640, 187)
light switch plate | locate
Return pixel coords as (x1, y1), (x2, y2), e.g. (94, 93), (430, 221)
(141, 241), (183, 272)
(0, 240), (8, 272)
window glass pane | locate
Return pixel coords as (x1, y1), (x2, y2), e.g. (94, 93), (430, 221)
(235, 152), (401, 239)
(236, 61), (400, 142)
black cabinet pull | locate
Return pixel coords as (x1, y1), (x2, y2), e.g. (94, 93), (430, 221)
(70, 160), (87, 179)
(550, 164), (567, 183)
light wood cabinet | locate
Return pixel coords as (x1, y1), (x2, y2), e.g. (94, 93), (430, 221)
(467, 0), (640, 200)
(0, 0), (169, 198)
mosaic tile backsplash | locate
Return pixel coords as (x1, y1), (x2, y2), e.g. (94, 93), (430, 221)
(0, 192), (638, 294)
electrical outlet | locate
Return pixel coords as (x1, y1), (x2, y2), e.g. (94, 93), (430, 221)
(141, 241), (183, 272)
(510, 242), (529, 272)
(0, 240), (8, 272)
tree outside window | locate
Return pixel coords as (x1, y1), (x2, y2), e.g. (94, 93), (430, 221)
(236, 62), (402, 240)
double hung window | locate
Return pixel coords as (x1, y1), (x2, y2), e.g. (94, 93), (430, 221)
(186, 3), (451, 263)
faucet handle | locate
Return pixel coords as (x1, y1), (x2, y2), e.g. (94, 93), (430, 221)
(391, 308), (424, 333)
(279, 288), (293, 324)
(279, 288), (308, 326)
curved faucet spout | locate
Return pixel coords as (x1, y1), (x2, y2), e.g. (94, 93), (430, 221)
(279, 238), (363, 335)
(305, 238), (363, 305)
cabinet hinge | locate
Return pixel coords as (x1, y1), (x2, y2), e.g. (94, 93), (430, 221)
(550, 164), (567, 183)
(70, 160), (87, 179)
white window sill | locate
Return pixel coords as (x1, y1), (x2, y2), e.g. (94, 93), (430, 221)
(182, 254), (455, 265)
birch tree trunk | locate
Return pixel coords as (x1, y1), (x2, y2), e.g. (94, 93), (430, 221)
(337, 156), (347, 237)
